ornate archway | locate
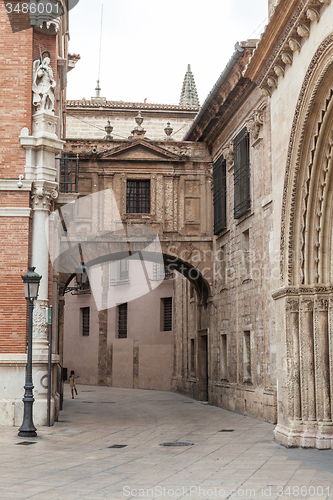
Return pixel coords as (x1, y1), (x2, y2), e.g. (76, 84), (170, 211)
(274, 35), (333, 449)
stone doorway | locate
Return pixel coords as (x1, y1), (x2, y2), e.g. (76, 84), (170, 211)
(198, 331), (208, 401)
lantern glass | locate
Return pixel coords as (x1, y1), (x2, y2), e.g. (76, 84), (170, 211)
(76, 263), (88, 286)
(22, 267), (41, 300)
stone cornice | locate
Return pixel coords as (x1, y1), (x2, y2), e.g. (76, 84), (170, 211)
(0, 179), (33, 191)
(272, 284), (333, 300)
(244, 0), (331, 96)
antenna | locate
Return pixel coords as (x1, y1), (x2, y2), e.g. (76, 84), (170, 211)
(97, 4), (104, 83)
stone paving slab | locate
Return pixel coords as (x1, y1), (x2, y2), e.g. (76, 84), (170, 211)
(0, 385), (333, 500)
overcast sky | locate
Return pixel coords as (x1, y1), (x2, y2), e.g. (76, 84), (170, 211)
(67, 0), (268, 105)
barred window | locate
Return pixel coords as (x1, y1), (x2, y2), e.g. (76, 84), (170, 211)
(126, 180), (150, 214)
(213, 156), (227, 235)
(234, 128), (250, 219)
(162, 297), (172, 331)
(81, 307), (90, 336)
(118, 303), (128, 338)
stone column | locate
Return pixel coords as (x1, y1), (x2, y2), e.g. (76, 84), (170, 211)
(315, 297), (331, 422)
(287, 298), (301, 421)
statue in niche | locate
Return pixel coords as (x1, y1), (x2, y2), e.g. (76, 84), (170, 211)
(32, 52), (56, 112)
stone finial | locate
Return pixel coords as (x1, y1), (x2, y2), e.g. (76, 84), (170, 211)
(131, 111), (146, 138)
(164, 122), (173, 140)
(104, 120), (113, 140)
(179, 64), (200, 106)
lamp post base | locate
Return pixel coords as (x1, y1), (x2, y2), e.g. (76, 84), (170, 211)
(18, 429), (37, 438)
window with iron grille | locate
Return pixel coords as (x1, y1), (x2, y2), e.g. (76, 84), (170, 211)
(81, 307), (90, 336)
(234, 128), (251, 219)
(126, 180), (150, 214)
(151, 262), (174, 281)
(213, 156), (227, 235)
(118, 303), (128, 338)
(110, 259), (130, 286)
(59, 154), (79, 194)
(162, 297), (172, 331)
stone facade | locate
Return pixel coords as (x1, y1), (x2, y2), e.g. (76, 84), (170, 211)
(173, 41), (277, 424)
(65, 101), (199, 142)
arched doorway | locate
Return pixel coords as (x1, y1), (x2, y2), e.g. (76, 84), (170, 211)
(275, 35), (333, 449)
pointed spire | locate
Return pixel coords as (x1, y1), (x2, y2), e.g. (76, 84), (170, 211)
(179, 64), (200, 106)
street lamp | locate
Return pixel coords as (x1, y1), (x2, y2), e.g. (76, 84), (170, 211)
(75, 262), (88, 286)
(18, 267), (42, 437)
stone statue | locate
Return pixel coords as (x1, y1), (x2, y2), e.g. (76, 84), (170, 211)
(32, 56), (56, 112)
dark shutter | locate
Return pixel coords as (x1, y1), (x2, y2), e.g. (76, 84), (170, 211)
(118, 303), (128, 338)
(213, 156), (227, 235)
(82, 307), (90, 336)
(162, 297), (172, 331)
(234, 128), (250, 219)
(126, 180), (150, 213)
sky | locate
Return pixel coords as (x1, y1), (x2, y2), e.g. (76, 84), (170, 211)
(67, 0), (268, 105)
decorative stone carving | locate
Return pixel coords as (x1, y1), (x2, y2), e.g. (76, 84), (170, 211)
(223, 141), (234, 170)
(274, 64), (285, 77)
(32, 111), (58, 136)
(164, 122), (174, 140)
(29, 0), (63, 32)
(262, 87), (271, 97)
(104, 120), (113, 140)
(33, 300), (49, 343)
(281, 51), (293, 65)
(32, 184), (58, 211)
(267, 76), (278, 88)
(131, 111), (146, 138)
(289, 38), (301, 52)
(32, 56), (56, 112)
(318, 0), (330, 4)
(306, 7), (320, 22)
(297, 23), (310, 37)
(247, 110), (264, 142)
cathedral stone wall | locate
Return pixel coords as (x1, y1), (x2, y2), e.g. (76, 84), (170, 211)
(65, 105), (198, 142)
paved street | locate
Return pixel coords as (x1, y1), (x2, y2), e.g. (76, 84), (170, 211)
(1, 386), (333, 500)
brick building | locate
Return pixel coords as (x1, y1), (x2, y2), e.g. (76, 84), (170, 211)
(0, 2), (72, 426)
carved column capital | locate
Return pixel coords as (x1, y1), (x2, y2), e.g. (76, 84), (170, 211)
(247, 110), (264, 143)
(222, 141), (234, 170)
(31, 182), (58, 211)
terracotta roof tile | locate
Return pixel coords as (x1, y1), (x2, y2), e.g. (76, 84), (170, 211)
(65, 100), (199, 111)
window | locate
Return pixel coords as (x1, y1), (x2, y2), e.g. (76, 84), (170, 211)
(221, 334), (228, 380)
(190, 338), (195, 374)
(81, 307), (90, 336)
(243, 331), (252, 383)
(162, 297), (172, 331)
(151, 262), (173, 281)
(110, 259), (130, 286)
(234, 127), (250, 219)
(126, 180), (150, 214)
(213, 156), (227, 235)
(242, 230), (250, 277)
(118, 303), (128, 338)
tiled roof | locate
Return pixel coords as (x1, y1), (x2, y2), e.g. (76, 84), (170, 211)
(68, 53), (81, 61)
(65, 100), (199, 111)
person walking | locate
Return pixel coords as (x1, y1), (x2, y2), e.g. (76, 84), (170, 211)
(69, 370), (78, 399)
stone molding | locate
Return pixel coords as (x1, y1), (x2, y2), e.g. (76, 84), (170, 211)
(32, 110), (58, 138)
(0, 179), (33, 191)
(29, 0), (64, 32)
(273, 284), (333, 300)
(279, 35), (333, 284)
(31, 180), (58, 211)
(245, 0), (331, 96)
(0, 207), (32, 217)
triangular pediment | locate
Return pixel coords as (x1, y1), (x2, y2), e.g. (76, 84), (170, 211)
(99, 139), (181, 162)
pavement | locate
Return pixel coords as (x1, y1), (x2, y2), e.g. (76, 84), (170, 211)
(1, 385), (333, 500)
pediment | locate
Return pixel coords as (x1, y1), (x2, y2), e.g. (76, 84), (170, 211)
(99, 139), (181, 162)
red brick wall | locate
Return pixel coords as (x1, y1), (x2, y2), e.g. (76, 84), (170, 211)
(0, 4), (58, 353)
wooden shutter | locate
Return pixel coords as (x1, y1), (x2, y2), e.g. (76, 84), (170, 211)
(213, 156), (227, 235)
(234, 128), (250, 219)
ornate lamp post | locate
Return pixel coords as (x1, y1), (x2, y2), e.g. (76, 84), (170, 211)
(75, 262), (88, 287)
(18, 267), (42, 437)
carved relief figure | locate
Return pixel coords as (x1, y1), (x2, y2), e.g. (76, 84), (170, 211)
(32, 55), (56, 112)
